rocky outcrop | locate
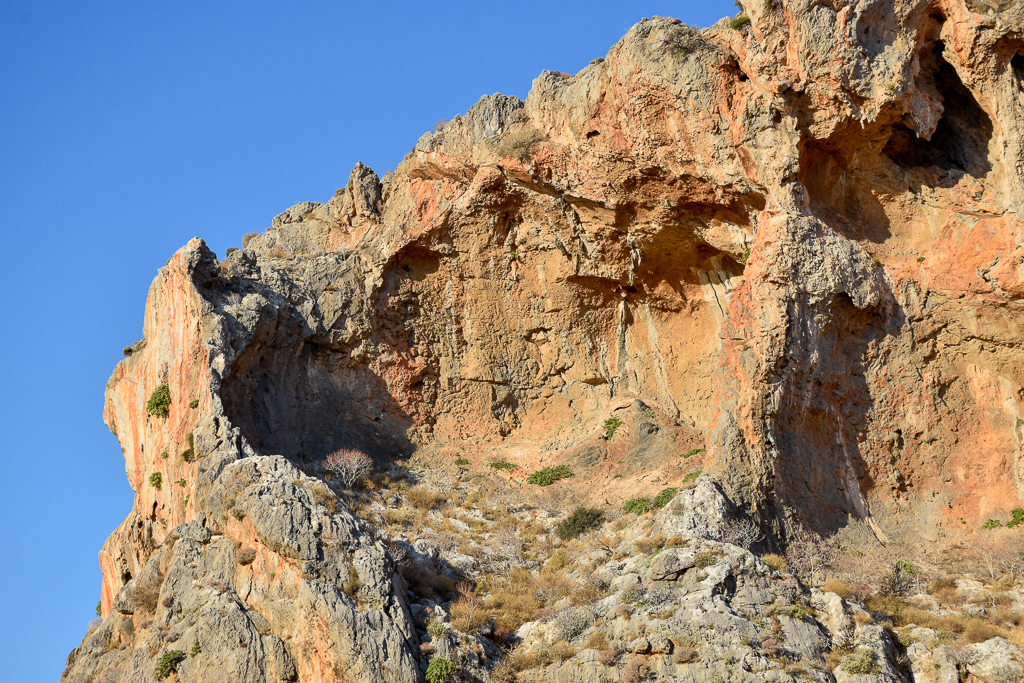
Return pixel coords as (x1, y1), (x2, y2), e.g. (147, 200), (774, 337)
(65, 1), (1024, 681)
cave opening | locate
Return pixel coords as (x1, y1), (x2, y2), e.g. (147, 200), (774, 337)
(883, 41), (993, 179)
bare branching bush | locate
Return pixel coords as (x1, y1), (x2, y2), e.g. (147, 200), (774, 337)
(324, 448), (373, 489)
(241, 232), (260, 249)
(786, 531), (842, 584)
(552, 607), (591, 641)
(977, 530), (1024, 582)
(450, 583), (488, 634)
(721, 518), (764, 549)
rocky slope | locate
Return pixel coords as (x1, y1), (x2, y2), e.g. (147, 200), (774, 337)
(63, 1), (1024, 681)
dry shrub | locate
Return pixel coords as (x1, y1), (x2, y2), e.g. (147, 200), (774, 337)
(545, 549), (569, 572)
(533, 571), (573, 603)
(853, 611), (874, 626)
(485, 590), (542, 632)
(571, 581), (603, 606)
(585, 631), (608, 650)
(407, 487), (448, 511)
(672, 646), (698, 664)
(310, 485), (338, 514)
(665, 536), (686, 548)
(930, 577), (961, 605)
(615, 604), (632, 620)
(635, 534), (666, 555)
(401, 562), (456, 600)
(761, 553), (787, 572)
(822, 578), (855, 600)
(963, 619), (1005, 644)
(622, 658), (649, 683)
(553, 642), (578, 662)
(597, 648), (621, 666)
(382, 508), (411, 527)
(450, 583), (489, 634)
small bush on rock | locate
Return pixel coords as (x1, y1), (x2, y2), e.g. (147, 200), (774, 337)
(527, 465), (574, 486)
(603, 416), (624, 439)
(154, 650), (186, 680)
(149, 472), (163, 490)
(557, 507), (604, 540)
(761, 553), (787, 572)
(622, 498), (652, 515)
(694, 552), (715, 569)
(489, 459), (517, 471)
(653, 487), (678, 509)
(840, 648), (880, 675)
(425, 657), (458, 683)
(146, 384), (171, 418)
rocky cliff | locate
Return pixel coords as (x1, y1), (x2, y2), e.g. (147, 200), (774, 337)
(63, 1), (1024, 682)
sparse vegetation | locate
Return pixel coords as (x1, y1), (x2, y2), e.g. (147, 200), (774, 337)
(730, 14), (751, 29)
(682, 469), (702, 485)
(188, 399), (199, 409)
(154, 650), (187, 680)
(149, 472), (163, 490)
(180, 432), (195, 462)
(454, 457), (469, 467)
(840, 648), (880, 675)
(190, 640), (201, 657)
(694, 551), (715, 569)
(603, 416), (624, 439)
(653, 487), (678, 509)
(426, 619), (448, 638)
(527, 464), (574, 486)
(761, 553), (787, 572)
(556, 507), (604, 540)
(489, 459), (517, 472)
(146, 384), (171, 418)
(681, 448), (705, 458)
(983, 519), (1002, 529)
(622, 498), (652, 515)
(425, 657), (458, 683)
(492, 124), (544, 161)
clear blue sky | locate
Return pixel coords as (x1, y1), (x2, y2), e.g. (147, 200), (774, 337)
(0, 1), (735, 678)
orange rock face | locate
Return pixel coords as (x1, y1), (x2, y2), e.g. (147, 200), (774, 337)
(68, 2), (1024, 681)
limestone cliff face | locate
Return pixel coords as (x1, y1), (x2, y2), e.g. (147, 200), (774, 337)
(64, 1), (1024, 681)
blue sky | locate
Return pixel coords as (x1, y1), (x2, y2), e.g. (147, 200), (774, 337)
(0, 1), (735, 678)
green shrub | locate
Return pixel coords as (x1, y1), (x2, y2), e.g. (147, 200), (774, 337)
(730, 14), (751, 29)
(188, 399), (199, 409)
(557, 507), (604, 540)
(603, 416), (624, 439)
(653, 487), (679, 509)
(681, 448), (705, 458)
(149, 472), (163, 490)
(180, 432), (195, 462)
(983, 519), (1002, 529)
(527, 465), (574, 486)
(425, 657), (458, 683)
(95, 601), (102, 617)
(622, 498), (652, 515)
(454, 457), (469, 467)
(682, 470), (702, 485)
(176, 479), (187, 488)
(1008, 508), (1024, 528)
(427, 619), (448, 638)
(160, 451), (168, 460)
(840, 648), (880, 675)
(894, 560), (919, 575)
(190, 640), (201, 657)
(489, 460), (518, 472)
(146, 384), (171, 418)
(154, 650), (187, 680)
(694, 552), (715, 569)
